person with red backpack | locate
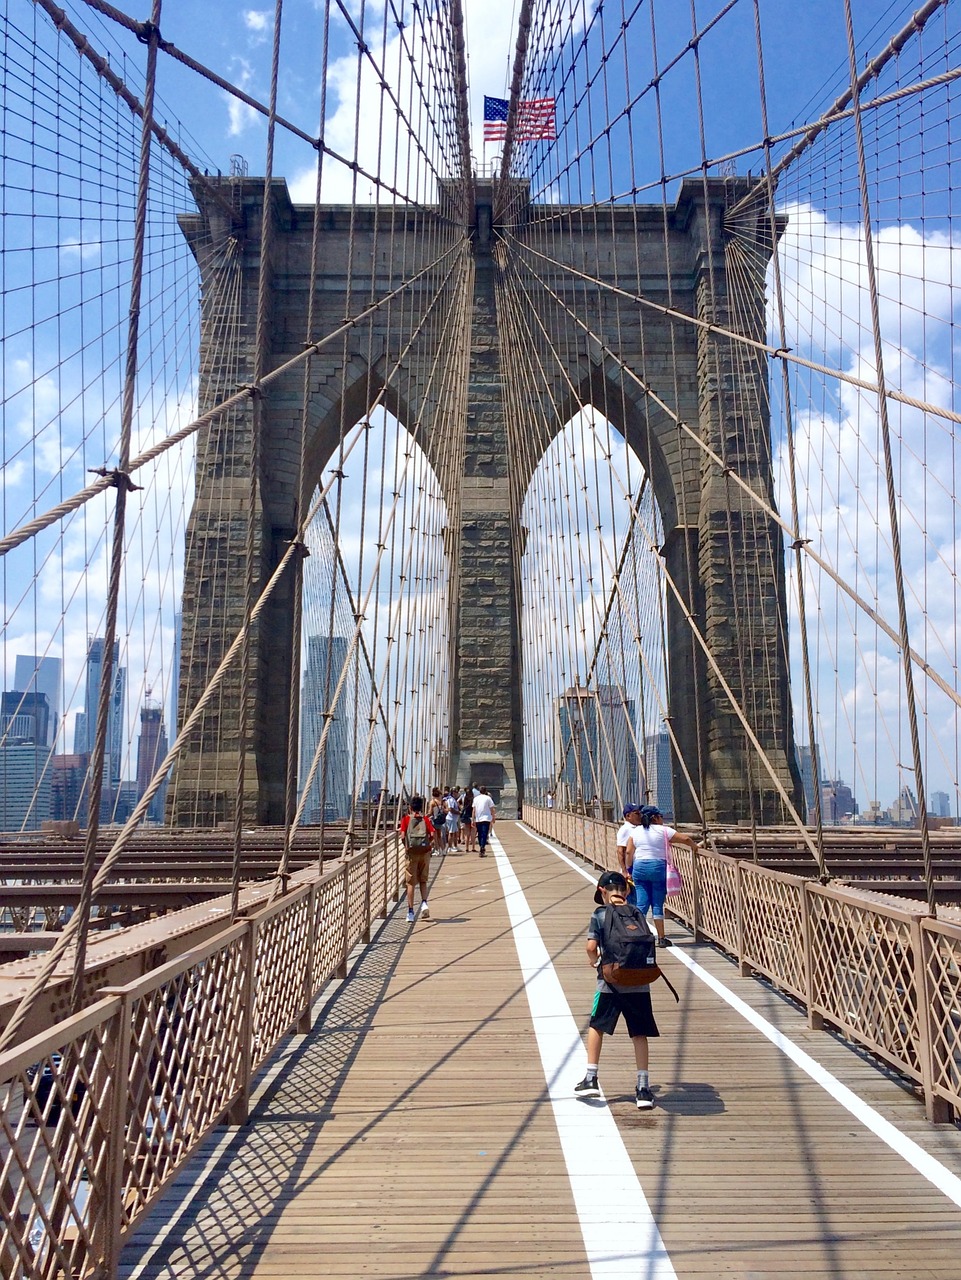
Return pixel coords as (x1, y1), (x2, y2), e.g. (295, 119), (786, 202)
(398, 796), (435, 922)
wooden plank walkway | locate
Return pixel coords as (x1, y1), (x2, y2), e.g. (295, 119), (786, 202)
(120, 821), (961, 1279)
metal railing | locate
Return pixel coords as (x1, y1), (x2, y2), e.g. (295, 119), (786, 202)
(523, 806), (961, 1125)
(0, 835), (404, 1279)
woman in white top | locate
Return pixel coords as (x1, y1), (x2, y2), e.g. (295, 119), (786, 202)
(627, 805), (697, 948)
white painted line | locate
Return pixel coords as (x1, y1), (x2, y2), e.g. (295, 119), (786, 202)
(489, 832), (677, 1280)
(518, 821), (961, 1210)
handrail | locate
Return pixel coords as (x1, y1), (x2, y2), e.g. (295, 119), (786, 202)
(522, 806), (961, 1126)
(0, 834), (404, 1280)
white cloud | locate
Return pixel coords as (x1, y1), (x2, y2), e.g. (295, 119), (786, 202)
(773, 203), (961, 803)
(225, 59), (260, 136)
(244, 9), (271, 35)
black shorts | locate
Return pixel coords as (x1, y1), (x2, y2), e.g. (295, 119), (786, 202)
(589, 988), (659, 1038)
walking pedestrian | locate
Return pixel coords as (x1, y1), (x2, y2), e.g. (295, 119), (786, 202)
(472, 786), (496, 856)
(615, 804), (643, 905)
(445, 789), (462, 849)
(626, 805), (697, 947)
(429, 787), (447, 853)
(573, 870), (660, 1110)
(461, 787), (476, 851)
(398, 796), (435, 921)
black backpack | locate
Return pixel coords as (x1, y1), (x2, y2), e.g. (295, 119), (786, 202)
(599, 904), (679, 1001)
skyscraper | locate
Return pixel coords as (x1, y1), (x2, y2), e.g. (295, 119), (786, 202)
(1, 691), (50, 746)
(0, 689), (53, 829)
(299, 635), (353, 821)
(136, 702), (169, 823)
(0, 742), (52, 831)
(644, 731), (674, 819)
(13, 655), (62, 747)
(554, 684), (638, 811)
(74, 637), (126, 791)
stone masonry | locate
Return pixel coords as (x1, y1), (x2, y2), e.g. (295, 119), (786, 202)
(173, 175), (800, 827)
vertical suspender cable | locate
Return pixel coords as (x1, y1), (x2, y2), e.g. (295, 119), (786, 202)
(70, 0), (162, 1012)
(842, 0), (936, 913)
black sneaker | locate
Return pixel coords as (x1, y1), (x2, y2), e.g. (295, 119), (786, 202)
(574, 1075), (601, 1099)
(658, 936), (673, 948)
(635, 1086), (655, 1110)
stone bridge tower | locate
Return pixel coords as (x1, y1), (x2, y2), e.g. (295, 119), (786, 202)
(173, 176), (800, 827)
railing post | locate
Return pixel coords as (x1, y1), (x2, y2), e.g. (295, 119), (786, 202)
(381, 840), (390, 919)
(691, 847), (701, 941)
(363, 849), (372, 944)
(228, 917), (256, 1125)
(802, 882), (824, 1031)
(736, 862), (752, 977)
(393, 833), (402, 907)
(911, 917), (951, 1123)
(337, 863), (350, 980)
(102, 993), (132, 1279)
(298, 884), (317, 1034)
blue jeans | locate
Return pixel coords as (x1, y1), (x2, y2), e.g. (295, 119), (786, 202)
(475, 821), (491, 849)
(632, 859), (667, 919)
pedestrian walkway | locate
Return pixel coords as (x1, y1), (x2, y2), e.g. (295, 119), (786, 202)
(121, 822), (961, 1279)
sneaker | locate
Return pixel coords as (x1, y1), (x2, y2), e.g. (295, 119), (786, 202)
(420, 902), (430, 919)
(406, 908), (415, 923)
(635, 1086), (655, 1110)
(573, 1075), (602, 1099)
(658, 936), (673, 948)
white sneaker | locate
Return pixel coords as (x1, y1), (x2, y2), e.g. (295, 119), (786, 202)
(406, 908), (415, 923)
(420, 902), (430, 919)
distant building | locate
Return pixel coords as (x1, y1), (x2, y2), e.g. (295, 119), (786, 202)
(73, 637), (126, 792)
(136, 703), (169, 823)
(889, 785), (919, 826)
(555, 684), (638, 812)
(52, 753), (90, 826)
(13, 655), (62, 747)
(170, 611), (182, 737)
(643, 732), (674, 819)
(796, 743), (823, 822)
(0, 742), (53, 830)
(822, 777), (857, 823)
(299, 635), (353, 821)
(112, 781), (140, 825)
(0, 690), (53, 830)
(929, 790), (952, 819)
(1, 690), (50, 746)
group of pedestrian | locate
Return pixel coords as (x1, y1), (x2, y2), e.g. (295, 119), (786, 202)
(402, 782), (696, 1114)
(399, 784), (498, 922)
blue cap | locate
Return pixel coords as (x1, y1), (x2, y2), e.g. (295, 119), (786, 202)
(640, 804), (662, 820)
(622, 803), (642, 818)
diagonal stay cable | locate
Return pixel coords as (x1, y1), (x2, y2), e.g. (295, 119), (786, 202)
(503, 232), (961, 429)
(506, 245), (961, 717)
(0, 242), (461, 557)
(0, 239), (467, 1048)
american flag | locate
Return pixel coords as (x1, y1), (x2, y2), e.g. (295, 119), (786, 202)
(483, 96), (509, 141)
(516, 97), (556, 141)
(483, 96), (556, 142)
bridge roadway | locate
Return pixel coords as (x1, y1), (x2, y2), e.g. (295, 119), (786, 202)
(119, 822), (961, 1279)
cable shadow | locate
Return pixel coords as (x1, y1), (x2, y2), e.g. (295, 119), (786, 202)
(118, 862), (589, 1279)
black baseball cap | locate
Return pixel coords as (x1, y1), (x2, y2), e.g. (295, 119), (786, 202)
(594, 870), (628, 903)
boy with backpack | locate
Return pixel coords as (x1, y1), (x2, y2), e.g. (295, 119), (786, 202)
(398, 796), (435, 922)
(574, 869), (673, 1110)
